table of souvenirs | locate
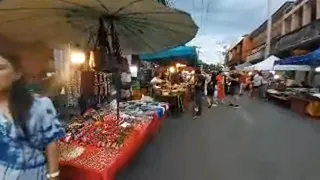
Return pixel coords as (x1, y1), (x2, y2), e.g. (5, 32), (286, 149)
(59, 100), (169, 180)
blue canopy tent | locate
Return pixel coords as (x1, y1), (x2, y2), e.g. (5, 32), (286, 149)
(139, 46), (198, 66)
(275, 48), (320, 66)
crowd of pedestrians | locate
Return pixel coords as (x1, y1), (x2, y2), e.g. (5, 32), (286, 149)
(192, 67), (271, 119)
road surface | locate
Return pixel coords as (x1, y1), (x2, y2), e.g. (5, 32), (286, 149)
(118, 96), (320, 180)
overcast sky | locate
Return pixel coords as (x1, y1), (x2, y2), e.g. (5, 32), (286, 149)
(173, 0), (289, 64)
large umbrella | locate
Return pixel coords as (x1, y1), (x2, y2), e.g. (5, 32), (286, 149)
(0, 0), (198, 119)
(0, 0), (198, 54)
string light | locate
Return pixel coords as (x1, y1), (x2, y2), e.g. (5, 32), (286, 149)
(71, 51), (85, 64)
(169, 66), (175, 73)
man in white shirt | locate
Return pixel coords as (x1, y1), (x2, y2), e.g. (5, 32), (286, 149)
(251, 71), (262, 98)
(252, 73), (263, 87)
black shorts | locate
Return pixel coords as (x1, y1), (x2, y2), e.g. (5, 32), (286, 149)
(229, 85), (240, 95)
(207, 88), (215, 96)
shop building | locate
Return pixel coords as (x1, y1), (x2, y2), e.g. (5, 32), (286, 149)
(227, 1), (295, 66)
(275, 0), (320, 56)
(246, 1), (295, 63)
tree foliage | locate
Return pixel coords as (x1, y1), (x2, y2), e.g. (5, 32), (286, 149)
(202, 62), (223, 73)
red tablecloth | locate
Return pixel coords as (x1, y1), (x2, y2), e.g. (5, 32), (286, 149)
(60, 114), (166, 180)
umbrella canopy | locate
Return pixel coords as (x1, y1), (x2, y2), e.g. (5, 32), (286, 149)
(254, 55), (279, 71)
(139, 46), (198, 65)
(0, 0), (198, 54)
(275, 48), (320, 67)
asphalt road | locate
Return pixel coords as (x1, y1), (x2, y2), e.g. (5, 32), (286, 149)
(117, 96), (320, 180)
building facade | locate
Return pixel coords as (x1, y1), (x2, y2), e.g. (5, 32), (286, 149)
(227, 0), (320, 65)
(276, 0), (320, 53)
(246, 1), (295, 63)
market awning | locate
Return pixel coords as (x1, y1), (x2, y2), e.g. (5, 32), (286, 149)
(273, 65), (311, 71)
(139, 46), (198, 65)
(243, 65), (254, 71)
(235, 62), (252, 71)
(275, 48), (320, 67)
(254, 55), (279, 71)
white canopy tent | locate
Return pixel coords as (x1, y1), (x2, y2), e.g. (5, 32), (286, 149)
(243, 65), (254, 71)
(235, 62), (252, 71)
(254, 55), (279, 71)
(273, 65), (311, 71)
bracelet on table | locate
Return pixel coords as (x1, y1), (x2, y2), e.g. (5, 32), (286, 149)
(46, 170), (60, 179)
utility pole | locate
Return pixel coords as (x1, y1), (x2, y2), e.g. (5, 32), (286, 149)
(264, 0), (272, 59)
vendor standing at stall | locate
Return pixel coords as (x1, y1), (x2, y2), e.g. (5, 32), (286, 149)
(150, 72), (164, 86)
(150, 72), (164, 95)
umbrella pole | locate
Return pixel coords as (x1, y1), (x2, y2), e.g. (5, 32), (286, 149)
(139, 59), (142, 95)
(98, 17), (121, 120)
(109, 20), (122, 121)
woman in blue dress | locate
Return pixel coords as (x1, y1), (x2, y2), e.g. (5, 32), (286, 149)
(0, 51), (65, 179)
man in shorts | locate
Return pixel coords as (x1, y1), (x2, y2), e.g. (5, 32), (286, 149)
(252, 70), (262, 97)
(228, 67), (241, 108)
(193, 69), (205, 119)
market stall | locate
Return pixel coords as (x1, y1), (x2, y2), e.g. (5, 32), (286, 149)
(59, 100), (169, 180)
(267, 83), (320, 117)
(269, 48), (320, 118)
(153, 82), (188, 113)
(139, 47), (197, 113)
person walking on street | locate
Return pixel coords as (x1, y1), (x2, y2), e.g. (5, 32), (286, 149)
(248, 73), (255, 97)
(206, 72), (217, 108)
(228, 67), (241, 108)
(239, 73), (246, 95)
(216, 71), (225, 104)
(259, 72), (268, 99)
(193, 69), (205, 119)
(251, 70), (262, 98)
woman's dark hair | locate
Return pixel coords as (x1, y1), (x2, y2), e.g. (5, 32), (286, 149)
(0, 52), (34, 132)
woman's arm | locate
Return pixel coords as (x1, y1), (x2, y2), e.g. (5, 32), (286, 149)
(46, 142), (60, 180)
(38, 97), (65, 180)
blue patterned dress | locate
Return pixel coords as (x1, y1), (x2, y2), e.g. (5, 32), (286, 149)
(0, 97), (65, 180)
